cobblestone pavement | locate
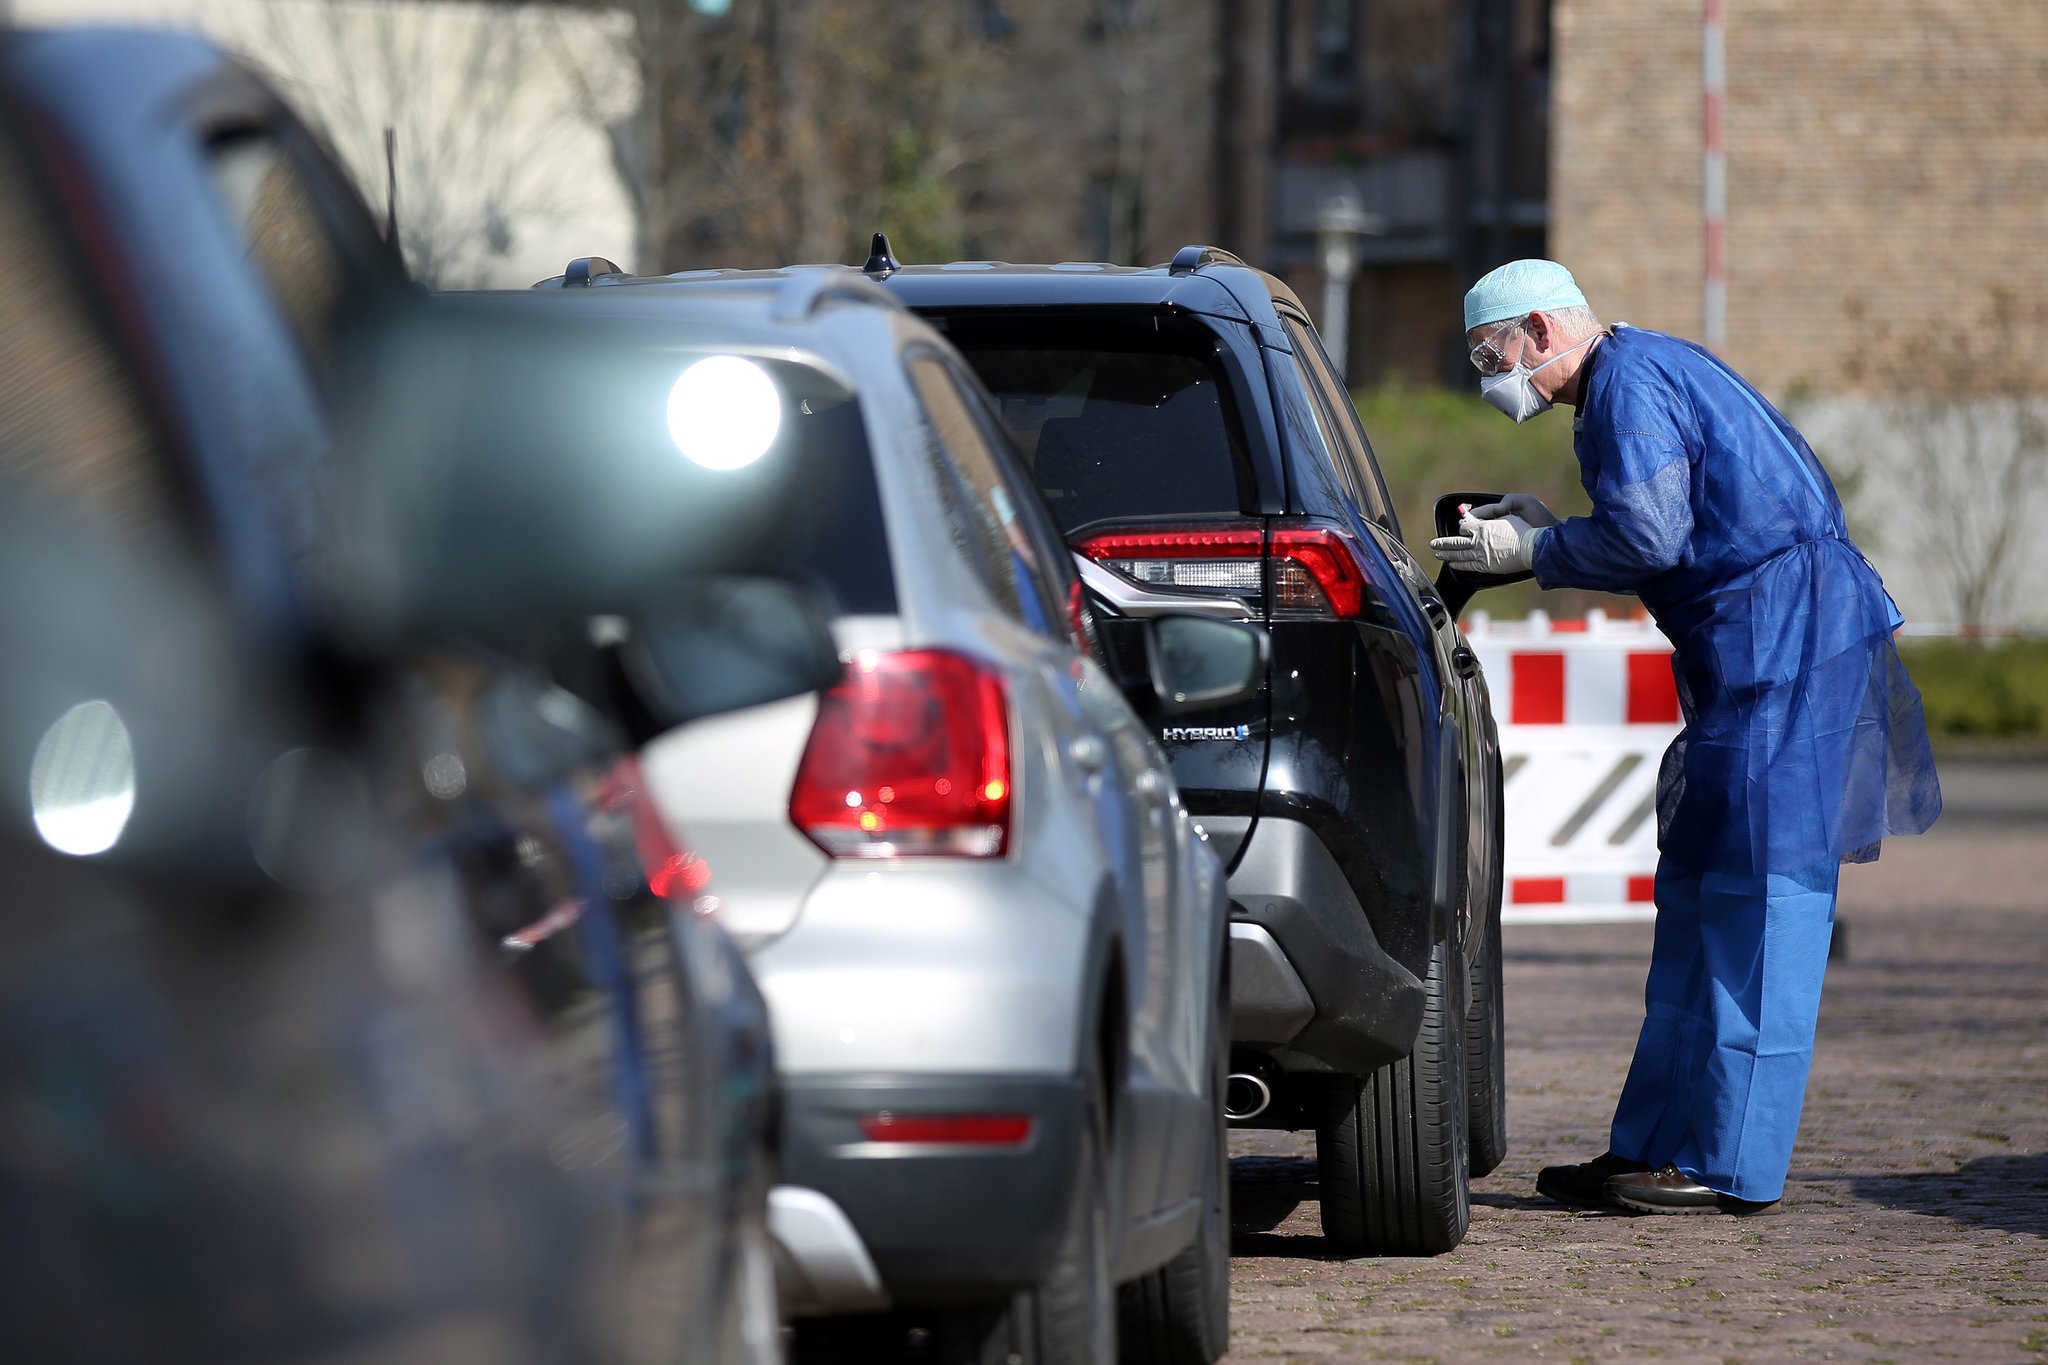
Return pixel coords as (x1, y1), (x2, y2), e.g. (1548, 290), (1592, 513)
(1224, 761), (2048, 1362)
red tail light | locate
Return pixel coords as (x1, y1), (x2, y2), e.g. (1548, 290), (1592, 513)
(857, 1113), (1035, 1146)
(789, 649), (1012, 858)
(602, 755), (717, 909)
(1073, 522), (1371, 619)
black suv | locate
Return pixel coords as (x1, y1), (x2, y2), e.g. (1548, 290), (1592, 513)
(873, 241), (1509, 1255)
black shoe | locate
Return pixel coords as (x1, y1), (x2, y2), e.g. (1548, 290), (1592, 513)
(1605, 1164), (1782, 1216)
(1535, 1151), (1650, 1207)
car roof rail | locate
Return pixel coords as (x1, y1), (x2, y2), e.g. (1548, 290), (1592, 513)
(770, 267), (901, 322)
(560, 256), (626, 287)
(862, 231), (902, 278)
(1166, 244), (1246, 277)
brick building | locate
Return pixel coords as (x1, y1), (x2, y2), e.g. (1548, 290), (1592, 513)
(1551, 0), (2048, 397)
(1255, 0), (1550, 387)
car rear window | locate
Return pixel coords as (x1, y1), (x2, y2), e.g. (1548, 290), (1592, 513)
(365, 302), (899, 621)
(772, 380), (897, 615)
(942, 312), (1256, 536)
(630, 346), (898, 617)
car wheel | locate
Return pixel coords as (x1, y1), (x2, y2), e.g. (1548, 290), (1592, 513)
(1464, 902), (1509, 1178)
(1116, 969), (1230, 1363)
(1316, 939), (1471, 1256)
(928, 1066), (1117, 1364)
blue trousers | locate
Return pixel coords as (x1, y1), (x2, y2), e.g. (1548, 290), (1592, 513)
(1608, 861), (1839, 1202)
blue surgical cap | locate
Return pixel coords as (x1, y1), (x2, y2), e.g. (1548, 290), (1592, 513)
(1464, 259), (1589, 331)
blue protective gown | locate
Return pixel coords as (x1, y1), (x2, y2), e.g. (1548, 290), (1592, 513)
(1530, 325), (1941, 1201)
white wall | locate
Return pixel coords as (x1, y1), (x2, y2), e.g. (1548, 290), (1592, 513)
(16, 0), (641, 289)
(1798, 397), (2048, 631)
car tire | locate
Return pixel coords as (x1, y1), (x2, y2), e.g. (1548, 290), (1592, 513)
(1464, 901), (1509, 1179)
(1316, 939), (1471, 1256)
(1117, 969), (1230, 1364)
(928, 1067), (1117, 1364)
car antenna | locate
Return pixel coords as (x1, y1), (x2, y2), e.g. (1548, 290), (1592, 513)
(382, 126), (400, 253)
(863, 231), (900, 278)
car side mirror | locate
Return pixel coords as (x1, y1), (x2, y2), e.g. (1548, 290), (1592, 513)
(1145, 615), (1269, 714)
(620, 575), (843, 729)
(1431, 491), (1536, 620)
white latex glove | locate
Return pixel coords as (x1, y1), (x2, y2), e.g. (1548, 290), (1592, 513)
(1467, 493), (1561, 529)
(1430, 511), (1544, 574)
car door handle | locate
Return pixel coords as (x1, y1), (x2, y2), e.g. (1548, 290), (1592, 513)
(1068, 735), (1107, 773)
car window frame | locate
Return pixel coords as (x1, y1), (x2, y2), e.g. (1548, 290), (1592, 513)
(198, 115), (396, 397)
(0, 89), (198, 542)
(902, 345), (1070, 642)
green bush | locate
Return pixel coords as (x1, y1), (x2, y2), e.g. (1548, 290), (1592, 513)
(1897, 638), (2048, 741)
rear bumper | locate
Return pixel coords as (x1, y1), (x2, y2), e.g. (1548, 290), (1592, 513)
(769, 1187), (889, 1315)
(774, 1074), (1085, 1312)
(1221, 816), (1423, 1076)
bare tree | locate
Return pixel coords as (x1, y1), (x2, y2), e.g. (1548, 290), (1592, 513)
(624, 0), (986, 273)
(1844, 291), (2048, 631)
(229, 0), (636, 288)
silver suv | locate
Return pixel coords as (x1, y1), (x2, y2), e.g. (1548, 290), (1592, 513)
(534, 266), (1254, 1362)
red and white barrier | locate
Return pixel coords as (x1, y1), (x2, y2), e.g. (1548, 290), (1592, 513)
(1464, 610), (1682, 924)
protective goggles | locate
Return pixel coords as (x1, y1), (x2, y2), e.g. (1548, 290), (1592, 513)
(1467, 318), (1526, 375)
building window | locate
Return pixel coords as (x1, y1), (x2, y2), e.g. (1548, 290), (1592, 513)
(1279, 0), (1360, 91)
(1312, 0), (1357, 86)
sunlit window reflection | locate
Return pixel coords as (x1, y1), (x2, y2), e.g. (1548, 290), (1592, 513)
(28, 700), (136, 856)
(666, 355), (781, 470)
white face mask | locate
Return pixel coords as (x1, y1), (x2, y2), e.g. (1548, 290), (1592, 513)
(1479, 333), (1598, 424)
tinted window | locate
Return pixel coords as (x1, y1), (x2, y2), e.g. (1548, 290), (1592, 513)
(906, 352), (1063, 636)
(946, 313), (1255, 536)
(631, 348), (898, 618)
(350, 304), (898, 622)
(1283, 314), (1400, 533)
(755, 372), (897, 617)
(774, 392), (897, 618)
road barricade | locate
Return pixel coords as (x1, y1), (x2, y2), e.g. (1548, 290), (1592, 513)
(1463, 610), (1681, 924)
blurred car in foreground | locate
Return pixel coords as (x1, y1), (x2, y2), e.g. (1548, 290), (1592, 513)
(517, 261), (1260, 1363)
(0, 28), (807, 1362)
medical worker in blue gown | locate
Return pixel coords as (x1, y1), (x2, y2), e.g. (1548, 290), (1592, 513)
(1432, 260), (1942, 1215)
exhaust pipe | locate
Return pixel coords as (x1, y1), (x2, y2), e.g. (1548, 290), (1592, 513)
(1223, 1072), (1271, 1122)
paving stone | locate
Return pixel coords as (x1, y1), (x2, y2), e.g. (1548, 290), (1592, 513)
(1225, 824), (2048, 1362)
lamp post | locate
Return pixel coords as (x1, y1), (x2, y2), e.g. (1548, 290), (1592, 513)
(1313, 192), (1382, 379)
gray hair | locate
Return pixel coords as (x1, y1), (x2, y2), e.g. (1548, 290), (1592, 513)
(1542, 304), (1605, 341)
